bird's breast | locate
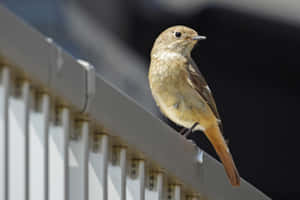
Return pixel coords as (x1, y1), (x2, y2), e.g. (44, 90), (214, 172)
(149, 59), (213, 129)
(149, 56), (187, 84)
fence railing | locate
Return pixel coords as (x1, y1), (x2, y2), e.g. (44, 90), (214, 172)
(0, 4), (270, 200)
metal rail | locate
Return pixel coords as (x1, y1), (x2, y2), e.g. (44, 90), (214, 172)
(0, 4), (271, 200)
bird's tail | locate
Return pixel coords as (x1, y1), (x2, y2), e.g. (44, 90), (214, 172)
(205, 125), (240, 186)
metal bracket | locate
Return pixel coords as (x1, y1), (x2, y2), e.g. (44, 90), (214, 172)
(77, 59), (96, 114)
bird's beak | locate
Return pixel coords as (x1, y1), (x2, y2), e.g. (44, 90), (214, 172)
(192, 35), (207, 40)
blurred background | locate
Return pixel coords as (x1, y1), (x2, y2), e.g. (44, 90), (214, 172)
(1, 0), (300, 199)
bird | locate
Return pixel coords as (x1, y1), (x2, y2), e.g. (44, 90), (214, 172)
(148, 25), (240, 186)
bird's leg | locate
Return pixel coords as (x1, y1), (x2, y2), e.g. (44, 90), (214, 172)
(183, 122), (199, 138)
(179, 127), (188, 135)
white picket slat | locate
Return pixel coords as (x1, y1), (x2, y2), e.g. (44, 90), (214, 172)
(49, 108), (70, 200)
(108, 146), (127, 200)
(89, 134), (109, 200)
(0, 67), (10, 200)
(29, 93), (50, 200)
(68, 121), (89, 200)
(174, 185), (181, 200)
(127, 159), (145, 200)
(8, 80), (30, 200)
(145, 172), (164, 200)
(120, 148), (127, 200)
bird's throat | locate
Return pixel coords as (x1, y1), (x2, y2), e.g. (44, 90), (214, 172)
(152, 51), (184, 61)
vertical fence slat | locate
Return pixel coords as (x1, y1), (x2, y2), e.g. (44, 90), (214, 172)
(49, 108), (70, 200)
(139, 161), (145, 200)
(108, 147), (127, 200)
(0, 67), (10, 200)
(174, 185), (181, 200)
(120, 148), (127, 200)
(157, 173), (164, 200)
(68, 121), (89, 200)
(145, 172), (164, 200)
(29, 93), (49, 200)
(8, 80), (30, 200)
(127, 159), (145, 200)
(89, 134), (109, 200)
(82, 122), (89, 199)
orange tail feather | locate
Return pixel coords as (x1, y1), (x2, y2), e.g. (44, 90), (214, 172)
(205, 126), (240, 186)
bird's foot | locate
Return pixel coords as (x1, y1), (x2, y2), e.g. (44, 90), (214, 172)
(179, 122), (199, 138)
(179, 127), (188, 135)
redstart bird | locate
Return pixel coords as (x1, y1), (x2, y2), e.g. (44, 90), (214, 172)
(148, 25), (240, 186)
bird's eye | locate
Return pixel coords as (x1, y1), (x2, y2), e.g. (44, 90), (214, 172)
(174, 32), (181, 38)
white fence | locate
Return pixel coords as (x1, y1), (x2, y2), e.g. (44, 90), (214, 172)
(0, 5), (270, 200)
(0, 67), (198, 200)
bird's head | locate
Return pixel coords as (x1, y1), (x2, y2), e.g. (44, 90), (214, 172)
(151, 25), (206, 58)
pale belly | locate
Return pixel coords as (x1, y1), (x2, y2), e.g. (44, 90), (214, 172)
(152, 83), (216, 131)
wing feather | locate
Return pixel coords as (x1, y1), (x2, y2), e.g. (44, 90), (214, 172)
(187, 58), (223, 132)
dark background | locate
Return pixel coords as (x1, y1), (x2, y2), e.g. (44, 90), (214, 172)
(2, 0), (300, 199)
(129, 7), (300, 200)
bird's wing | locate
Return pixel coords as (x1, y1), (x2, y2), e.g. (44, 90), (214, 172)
(187, 58), (223, 132)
